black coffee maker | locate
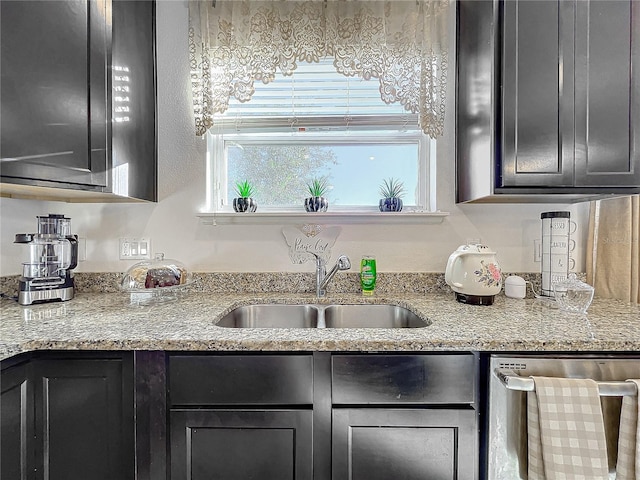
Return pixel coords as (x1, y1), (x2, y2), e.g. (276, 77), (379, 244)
(14, 214), (78, 305)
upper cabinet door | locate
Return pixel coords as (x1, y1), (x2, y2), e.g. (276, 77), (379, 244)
(574, 0), (640, 187)
(111, 0), (157, 201)
(0, 0), (109, 189)
(456, 0), (639, 203)
(500, 0), (575, 188)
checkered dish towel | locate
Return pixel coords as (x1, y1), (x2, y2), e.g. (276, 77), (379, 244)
(616, 380), (640, 480)
(528, 376), (609, 480)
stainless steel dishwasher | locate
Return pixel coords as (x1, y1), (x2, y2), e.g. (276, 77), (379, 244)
(487, 354), (640, 479)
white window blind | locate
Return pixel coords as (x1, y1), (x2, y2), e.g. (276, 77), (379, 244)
(211, 58), (420, 133)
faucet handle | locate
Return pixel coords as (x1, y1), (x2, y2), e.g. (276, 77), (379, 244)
(336, 255), (351, 270)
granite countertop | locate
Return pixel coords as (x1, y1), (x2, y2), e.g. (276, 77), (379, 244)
(1, 291), (639, 360)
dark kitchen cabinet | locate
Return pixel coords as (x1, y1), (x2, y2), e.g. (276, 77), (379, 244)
(0, 352), (134, 480)
(330, 354), (478, 480)
(0, 0), (157, 202)
(110, 0), (157, 201)
(572, 1), (639, 188)
(1, 361), (31, 480)
(332, 409), (477, 480)
(167, 354), (314, 480)
(456, 0), (640, 203)
(32, 357), (134, 480)
(3, 351), (480, 480)
(170, 409), (313, 480)
(0, 0), (109, 190)
(162, 352), (479, 480)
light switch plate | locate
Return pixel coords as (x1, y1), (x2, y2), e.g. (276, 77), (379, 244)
(119, 237), (151, 260)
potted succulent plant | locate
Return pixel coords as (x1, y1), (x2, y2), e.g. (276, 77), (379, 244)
(378, 177), (405, 212)
(304, 177), (330, 212)
(232, 180), (258, 212)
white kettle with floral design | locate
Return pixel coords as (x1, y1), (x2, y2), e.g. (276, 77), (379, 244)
(445, 243), (502, 305)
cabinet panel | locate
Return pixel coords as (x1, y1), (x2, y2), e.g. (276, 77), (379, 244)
(111, 0), (157, 200)
(0, 0), (109, 189)
(501, 0), (574, 187)
(169, 354), (313, 406)
(455, 0), (496, 202)
(170, 409), (313, 480)
(332, 409), (477, 480)
(33, 358), (133, 480)
(574, 0), (640, 186)
(135, 351), (168, 480)
(0, 363), (31, 480)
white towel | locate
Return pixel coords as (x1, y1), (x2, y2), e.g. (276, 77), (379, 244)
(528, 376), (609, 480)
(616, 380), (640, 480)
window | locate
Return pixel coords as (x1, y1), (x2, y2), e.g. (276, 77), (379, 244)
(205, 59), (436, 214)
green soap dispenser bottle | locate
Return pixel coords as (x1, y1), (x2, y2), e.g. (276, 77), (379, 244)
(360, 256), (377, 295)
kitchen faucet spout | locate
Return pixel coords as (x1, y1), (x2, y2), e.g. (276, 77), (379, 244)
(314, 254), (351, 297)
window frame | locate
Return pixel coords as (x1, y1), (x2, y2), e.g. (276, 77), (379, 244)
(205, 129), (435, 214)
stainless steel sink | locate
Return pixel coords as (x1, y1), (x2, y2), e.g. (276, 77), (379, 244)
(215, 303), (429, 329)
(215, 304), (318, 328)
(323, 304), (428, 328)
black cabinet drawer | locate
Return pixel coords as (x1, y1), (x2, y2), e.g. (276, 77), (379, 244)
(331, 354), (477, 405)
(169, 354), (313, 406)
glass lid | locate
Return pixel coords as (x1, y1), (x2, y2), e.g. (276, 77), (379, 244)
(552, 274), (595, 314)
(121, 253), (193, 292)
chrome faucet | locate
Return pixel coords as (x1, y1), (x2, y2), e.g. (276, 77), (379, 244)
(314, 254), (351, 297)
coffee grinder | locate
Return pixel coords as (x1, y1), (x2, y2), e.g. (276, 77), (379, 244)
(14, 214), (78, 305)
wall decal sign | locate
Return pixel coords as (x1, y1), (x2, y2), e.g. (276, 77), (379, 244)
(282, 225), (341, 264)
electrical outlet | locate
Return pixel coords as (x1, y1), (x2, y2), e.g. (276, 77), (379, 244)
(533, 239), (541, 262)
(119, 237), (151, 260)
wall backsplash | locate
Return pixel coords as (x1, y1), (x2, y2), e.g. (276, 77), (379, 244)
(1, 272), (546, 299)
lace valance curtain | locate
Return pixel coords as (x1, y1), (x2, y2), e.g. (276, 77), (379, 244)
(188, 0), (450, 138)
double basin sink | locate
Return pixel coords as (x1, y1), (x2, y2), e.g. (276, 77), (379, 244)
(216, 303), (429, 329)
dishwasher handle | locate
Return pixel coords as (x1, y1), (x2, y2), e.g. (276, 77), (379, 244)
(494, 368), (638, 397)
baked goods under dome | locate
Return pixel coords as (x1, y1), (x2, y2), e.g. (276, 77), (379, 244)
(120, 253), (193, 298)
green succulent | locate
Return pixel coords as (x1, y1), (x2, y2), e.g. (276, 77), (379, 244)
(306, 177), (329, 197)
(234, 180), (256, 198)
(379, 177), (406, 199)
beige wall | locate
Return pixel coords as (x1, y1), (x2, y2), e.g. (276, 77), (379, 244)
(0, 1), (589, 276)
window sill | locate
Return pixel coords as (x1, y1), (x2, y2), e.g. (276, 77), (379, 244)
(196, 211), (449, 226)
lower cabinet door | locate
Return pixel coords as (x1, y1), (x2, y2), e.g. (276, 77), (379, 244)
(332, 408), (477, 480)
(1, 363), (31, 480)
(170, 409), (313, 480)
(32, 358), (133, 480)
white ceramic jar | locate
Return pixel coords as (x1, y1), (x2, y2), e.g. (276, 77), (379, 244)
(504, 275), (527, 299)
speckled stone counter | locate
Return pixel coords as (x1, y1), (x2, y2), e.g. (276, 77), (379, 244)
(1, 291), (638, 361)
